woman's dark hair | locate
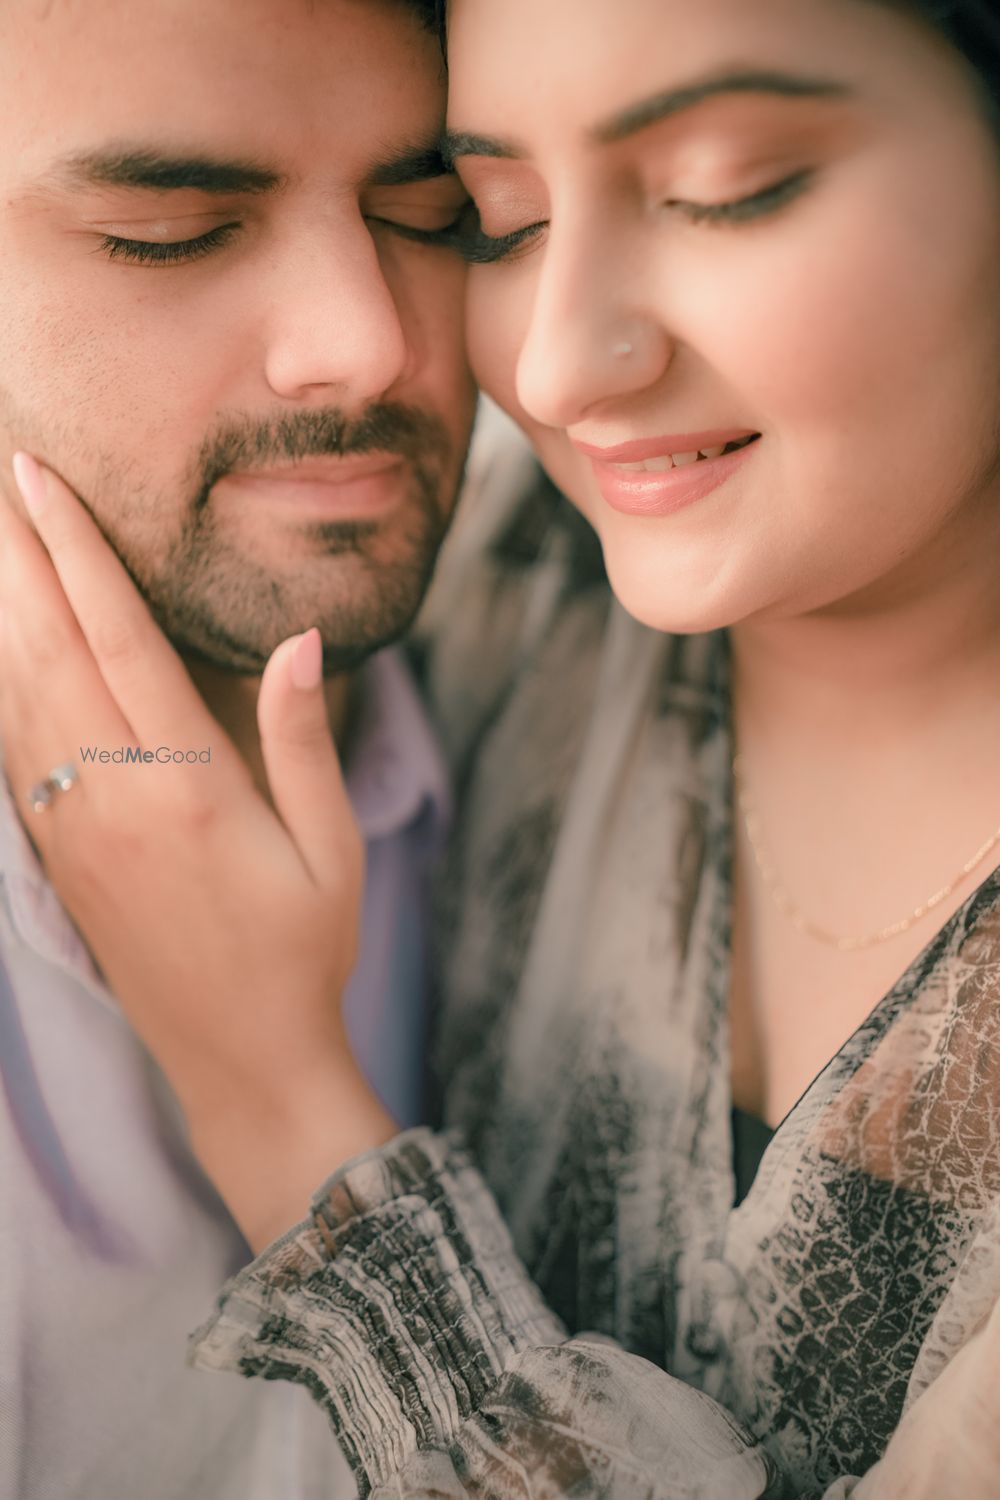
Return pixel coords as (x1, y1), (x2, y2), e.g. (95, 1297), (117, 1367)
(403, 0), (446, 37)
(903, 1), (1000, 115)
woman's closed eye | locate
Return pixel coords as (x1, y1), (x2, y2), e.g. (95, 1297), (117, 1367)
(451, 210), (548, 265)
(455, 168), (817, 265)
(670, 168), (816, 225)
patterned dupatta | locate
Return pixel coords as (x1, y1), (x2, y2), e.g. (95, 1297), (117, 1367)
(425, 461), (1000, 1494)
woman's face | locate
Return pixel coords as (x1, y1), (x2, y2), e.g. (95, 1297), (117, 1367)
(447, 0), (1000, 633)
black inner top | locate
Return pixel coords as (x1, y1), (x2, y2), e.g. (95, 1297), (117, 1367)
(731, 1106), (776, 1206)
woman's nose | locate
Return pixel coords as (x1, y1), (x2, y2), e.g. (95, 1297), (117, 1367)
(263, 219), (411, 408)
(514, 224), (674, 430)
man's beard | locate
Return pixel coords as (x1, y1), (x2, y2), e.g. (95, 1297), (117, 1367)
(110, 401), (461, 675)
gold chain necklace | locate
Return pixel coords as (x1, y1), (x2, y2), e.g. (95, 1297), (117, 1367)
(732, 753), (1000, 952)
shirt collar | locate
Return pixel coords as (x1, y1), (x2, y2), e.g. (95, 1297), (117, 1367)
(344, 645), (451, 844)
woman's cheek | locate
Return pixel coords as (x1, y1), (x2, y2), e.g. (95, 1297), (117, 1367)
(466, 269), (595, 513)
(466, 269), (531, 420)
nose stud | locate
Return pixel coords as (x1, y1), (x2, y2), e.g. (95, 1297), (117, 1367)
(612, 340), (634, 358)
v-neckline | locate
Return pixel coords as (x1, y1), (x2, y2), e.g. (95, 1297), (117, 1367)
(712, 630), (1000, 1150)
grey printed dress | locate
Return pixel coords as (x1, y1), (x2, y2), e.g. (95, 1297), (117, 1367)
(191, 453), (1000, 1498)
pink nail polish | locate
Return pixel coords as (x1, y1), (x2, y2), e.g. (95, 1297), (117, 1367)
(12, 452), (47, 519)
(290, 627), (323, 690)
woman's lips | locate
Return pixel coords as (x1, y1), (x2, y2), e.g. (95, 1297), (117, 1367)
(214, 454), (407, 518)
(583, 434), (761, 518)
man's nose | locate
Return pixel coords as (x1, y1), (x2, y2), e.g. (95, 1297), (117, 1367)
(263, 216), (411, 407)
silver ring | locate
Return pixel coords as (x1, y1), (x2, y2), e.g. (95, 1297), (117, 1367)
(49, 763), (78, 792)
(28, 781), (55, 813)
(27, 761), (78, 814)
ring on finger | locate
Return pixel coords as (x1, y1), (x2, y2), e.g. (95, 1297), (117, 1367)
(27, 759), (79, 814)
(49, 762), (78, 792)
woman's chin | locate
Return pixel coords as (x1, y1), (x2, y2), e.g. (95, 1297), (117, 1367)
(601, 538), (754, 638)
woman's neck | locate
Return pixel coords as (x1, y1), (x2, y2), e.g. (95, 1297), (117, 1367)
(731, 518), (1000, 753)
(726, 531), (1000, 1126)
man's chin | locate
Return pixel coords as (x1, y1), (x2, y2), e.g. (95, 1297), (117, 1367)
(156, 573), (433, 677)
(176, 630), (407, 679)
(115, 459), (456, 680)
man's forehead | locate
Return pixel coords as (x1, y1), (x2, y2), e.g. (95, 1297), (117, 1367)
(0, 0), (449, 195)
(0, 0), (445, 123)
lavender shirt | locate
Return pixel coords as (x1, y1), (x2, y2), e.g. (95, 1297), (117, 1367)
(342, 646), (450, 1127)
(0, 644), (448, 1500)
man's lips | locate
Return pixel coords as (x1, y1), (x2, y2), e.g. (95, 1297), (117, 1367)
(224, 452), (406, 484)
(573, 429), (759, 464)
(213, 453), (408, 519)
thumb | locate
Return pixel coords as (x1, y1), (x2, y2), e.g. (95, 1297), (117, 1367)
(257, 628), (363, 890)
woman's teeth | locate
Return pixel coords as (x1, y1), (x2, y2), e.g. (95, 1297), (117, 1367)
(611, 435), (756, 473)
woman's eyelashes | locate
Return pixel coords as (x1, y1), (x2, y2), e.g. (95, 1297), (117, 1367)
(454, 218), (548, 265)
(455, 167), (816, 264)
(672, 167), (815, 225)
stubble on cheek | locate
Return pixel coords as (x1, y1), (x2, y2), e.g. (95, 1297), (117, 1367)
(0, 373), (232, 653)
(0, 369), (180, 542)
(0, 316), (470, 672)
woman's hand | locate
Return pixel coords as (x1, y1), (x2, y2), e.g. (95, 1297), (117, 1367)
(0, 455), (398, 1250)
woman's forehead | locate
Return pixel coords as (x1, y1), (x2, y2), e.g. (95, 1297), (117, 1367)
(445, 0), (981, 153)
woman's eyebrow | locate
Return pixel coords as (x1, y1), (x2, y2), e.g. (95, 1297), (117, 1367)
(442, 67), (855, 164)
(441, 130), (522, 166)
(599, 68), (855, 142)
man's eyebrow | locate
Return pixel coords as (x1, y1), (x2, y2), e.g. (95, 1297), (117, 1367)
(442, 68), (854, 163)
(367, 143), (455, 187)
(54, 148), (285, 195)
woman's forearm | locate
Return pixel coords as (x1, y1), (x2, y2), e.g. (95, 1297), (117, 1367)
(189, 1125), (1000, 1498)
(185, 1058), (399, 1253)
(190, 1128), (785, 1499)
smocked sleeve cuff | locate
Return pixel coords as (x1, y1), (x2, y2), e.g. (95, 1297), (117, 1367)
(188, 1126), (567, 1492)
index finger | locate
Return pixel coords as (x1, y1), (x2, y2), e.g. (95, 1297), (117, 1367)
(12, 453), (237, 761)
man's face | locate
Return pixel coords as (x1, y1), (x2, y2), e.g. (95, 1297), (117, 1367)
(0, 0), (475, 674)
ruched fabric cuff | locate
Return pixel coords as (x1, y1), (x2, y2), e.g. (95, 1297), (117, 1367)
(188, 1127), (567, 1493)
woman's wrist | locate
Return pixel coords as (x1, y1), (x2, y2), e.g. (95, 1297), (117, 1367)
(185, 1057), (400, 1252)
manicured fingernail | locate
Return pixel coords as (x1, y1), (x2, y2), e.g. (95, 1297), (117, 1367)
(290, 627), (323, 690)
(12, 452), (47, 520)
